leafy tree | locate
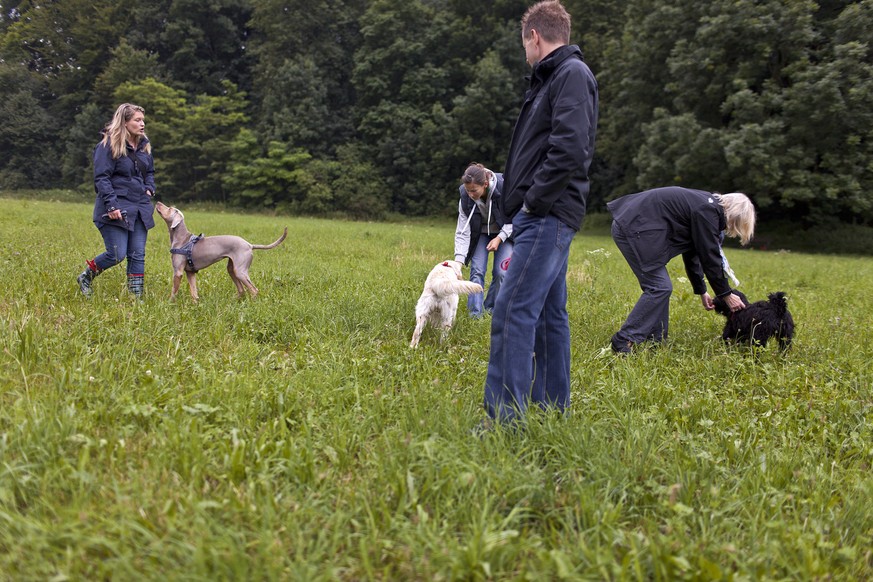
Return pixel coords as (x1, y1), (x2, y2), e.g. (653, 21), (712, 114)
(322, 144), (389, 220)
(123, 0), (253, 95)
(2, 0), (871, 227)
(448, 49), (519, 175)
(597, 0), (873, 225)
(0, 0), (125, 108)
(596, 0), (704, 199)
(224, 132), (315, 210)
(352, 0), (525, 215)
(775, 40), (873, 223)
(0, 63), (56, 189)
(252, 56), (333, 153)
(248, 0), (364, 155)
(93, 40), (166, 108)
(0, 0), (125, 189)
(160, 0), (253, 95)
(63, 102), (106, 189)
(179, 81), (250, 202)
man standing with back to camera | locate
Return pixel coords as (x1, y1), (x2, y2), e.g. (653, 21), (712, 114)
(481, 0), (598, 427)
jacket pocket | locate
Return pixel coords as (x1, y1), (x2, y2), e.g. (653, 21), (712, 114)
(631, 229), (669, 268)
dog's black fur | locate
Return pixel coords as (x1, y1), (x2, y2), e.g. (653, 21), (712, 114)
(713, 290), (794, 350)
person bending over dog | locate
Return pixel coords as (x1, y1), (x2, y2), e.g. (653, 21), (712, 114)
(453, 163), (513, 318)
(76, 103), (157, 299)
(607, 186), (756, 354)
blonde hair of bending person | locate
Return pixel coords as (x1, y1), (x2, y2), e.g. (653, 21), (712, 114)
(717, 192), (756, 246)
(102, 103), (151, 159)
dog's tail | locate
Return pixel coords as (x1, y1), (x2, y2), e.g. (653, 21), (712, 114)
(768, 291), (788, 317)
(431, 279), (483, 297)
(253, 227), (288, 250)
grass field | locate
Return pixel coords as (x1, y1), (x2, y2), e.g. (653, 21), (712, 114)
(1, 197), (871, 580)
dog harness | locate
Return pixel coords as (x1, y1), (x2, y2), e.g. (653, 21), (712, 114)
(170, 234), (204, 272)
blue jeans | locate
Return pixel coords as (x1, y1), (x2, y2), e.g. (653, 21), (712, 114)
(94, 218), (148, 275)
(467, 235), (514, 317)
(610, 221), (672, 348)
(483, 212), (576, 423)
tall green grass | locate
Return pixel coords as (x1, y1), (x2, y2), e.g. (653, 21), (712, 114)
(1, 198), (871, 580)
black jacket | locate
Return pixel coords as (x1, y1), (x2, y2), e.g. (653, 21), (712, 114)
(502, 45), (598, 230)
(607, 186), (731, 297)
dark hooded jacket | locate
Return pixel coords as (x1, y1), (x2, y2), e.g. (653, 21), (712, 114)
(92, 135), (156, 231)
(501, 44), (598, 230)
(607, 186), (731, 297)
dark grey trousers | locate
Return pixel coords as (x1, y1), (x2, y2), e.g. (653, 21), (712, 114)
(611, 221), (673, 348)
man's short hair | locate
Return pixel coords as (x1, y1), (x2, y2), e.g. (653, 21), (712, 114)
(522, 1), (571, 45)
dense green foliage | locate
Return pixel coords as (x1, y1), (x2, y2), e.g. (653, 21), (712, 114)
(1, 1), (872, 224)
(1, 198), (872, 578)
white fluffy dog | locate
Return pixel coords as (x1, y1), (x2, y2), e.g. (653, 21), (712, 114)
(410, 260), (483, 348)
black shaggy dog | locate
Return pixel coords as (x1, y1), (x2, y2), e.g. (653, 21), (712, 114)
(713, 290), (795, 350)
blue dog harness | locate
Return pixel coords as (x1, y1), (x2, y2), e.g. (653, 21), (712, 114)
(170, 234), (204, 272)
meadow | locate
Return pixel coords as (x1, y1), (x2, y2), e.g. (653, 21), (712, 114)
(1, 197), (871, 580)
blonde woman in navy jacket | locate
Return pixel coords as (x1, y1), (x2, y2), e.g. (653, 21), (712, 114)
(607, 186), (755, 353)
(77, 103), (156, 298)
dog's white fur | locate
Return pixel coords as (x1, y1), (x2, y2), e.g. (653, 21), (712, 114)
(410, 260), (483, 348)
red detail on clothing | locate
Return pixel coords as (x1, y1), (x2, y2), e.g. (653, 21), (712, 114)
(128, 273), (144, 277)
(442, 261), (450, 267)
(500, 257), (512, 271)
(87, 259), (100, 273)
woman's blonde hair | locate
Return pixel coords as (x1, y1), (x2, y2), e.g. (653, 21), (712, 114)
(718, 192), (756, 245)
(102, 103), (150, 159)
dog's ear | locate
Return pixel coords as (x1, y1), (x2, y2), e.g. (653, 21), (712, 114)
(170, 209), (184, 229)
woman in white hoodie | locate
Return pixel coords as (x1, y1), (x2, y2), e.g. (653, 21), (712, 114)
(453, 162), (514, 318)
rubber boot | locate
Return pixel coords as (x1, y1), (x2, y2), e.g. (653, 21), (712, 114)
(127, 274), (144, 299)
(76, 261), (100, 297)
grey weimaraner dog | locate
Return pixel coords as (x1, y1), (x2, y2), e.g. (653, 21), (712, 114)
(155, 201), (287, 301)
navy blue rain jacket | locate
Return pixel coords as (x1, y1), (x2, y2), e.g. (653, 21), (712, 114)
(607, 186), (731, 297)
(92, 136), (156, 231)
(502, 44), (599, 230)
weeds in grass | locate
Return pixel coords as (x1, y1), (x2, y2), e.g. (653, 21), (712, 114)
(1, 198), (871, 579)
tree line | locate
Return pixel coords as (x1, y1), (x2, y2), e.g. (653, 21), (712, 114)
(1, 0), (871, 224)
